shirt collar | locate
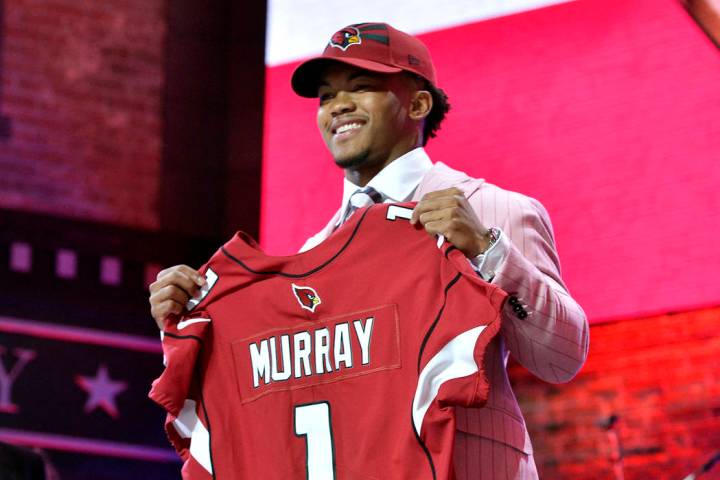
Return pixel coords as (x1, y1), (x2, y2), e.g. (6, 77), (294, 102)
(339, 147), (433, 211)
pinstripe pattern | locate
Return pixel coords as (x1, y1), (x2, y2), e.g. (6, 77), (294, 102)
(304, 161), (589, 479)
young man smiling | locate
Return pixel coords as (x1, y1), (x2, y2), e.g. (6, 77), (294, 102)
(150, 22), (589, 479)
(315, 63), (431, 187)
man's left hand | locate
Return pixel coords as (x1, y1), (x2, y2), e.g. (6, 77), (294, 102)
(410, 187), (492, 259)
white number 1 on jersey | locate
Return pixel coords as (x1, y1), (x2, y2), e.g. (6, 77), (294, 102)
(386, 205), (413, 221)
(294, 402), (336, 480)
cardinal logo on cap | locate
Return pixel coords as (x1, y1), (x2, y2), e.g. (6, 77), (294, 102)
(330, 26), (362, 51)
(292, 283), (322, 312)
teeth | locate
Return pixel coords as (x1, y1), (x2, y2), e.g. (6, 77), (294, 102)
(336, 123), (362, 134)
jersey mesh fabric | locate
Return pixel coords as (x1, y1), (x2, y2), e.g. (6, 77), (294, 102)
(149, 203), (506, 480)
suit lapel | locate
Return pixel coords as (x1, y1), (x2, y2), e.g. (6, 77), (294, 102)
(412, 161), (484, 200)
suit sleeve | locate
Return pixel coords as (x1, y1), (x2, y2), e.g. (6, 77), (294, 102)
(469, 189), (589, 383)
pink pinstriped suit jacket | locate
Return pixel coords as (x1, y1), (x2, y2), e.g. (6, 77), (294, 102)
(305, 161), (589, 479)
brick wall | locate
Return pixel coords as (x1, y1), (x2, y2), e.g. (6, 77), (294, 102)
(1, 0), (165, 229)
(511, 307), (720, 479)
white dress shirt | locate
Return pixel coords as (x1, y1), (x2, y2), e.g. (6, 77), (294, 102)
(306, 147), (507, 281)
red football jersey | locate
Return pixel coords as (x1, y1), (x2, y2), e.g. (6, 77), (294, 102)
(150, 203), (506, 480)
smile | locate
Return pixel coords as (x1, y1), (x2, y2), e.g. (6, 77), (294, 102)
(332, 121), (365, 138)
(335, 122), (363, 134)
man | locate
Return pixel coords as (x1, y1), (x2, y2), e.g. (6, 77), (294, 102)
(150, 22), (589, 479)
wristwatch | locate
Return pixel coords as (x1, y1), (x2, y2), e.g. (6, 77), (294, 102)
(480, 227), (500, 255)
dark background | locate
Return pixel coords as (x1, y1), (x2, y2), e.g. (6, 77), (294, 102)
(1, 0), (265, 477)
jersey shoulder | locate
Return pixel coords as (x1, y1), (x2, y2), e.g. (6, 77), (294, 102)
(184, 233), (251, 312)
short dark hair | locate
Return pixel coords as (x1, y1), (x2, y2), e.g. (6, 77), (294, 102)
(405, 73), (451, 146)
(423, 82), (451, 146)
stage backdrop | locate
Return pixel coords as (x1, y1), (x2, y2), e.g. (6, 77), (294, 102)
(260, 0), (720, 323)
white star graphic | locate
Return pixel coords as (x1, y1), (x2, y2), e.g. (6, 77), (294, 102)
(75, 364), (128, 419)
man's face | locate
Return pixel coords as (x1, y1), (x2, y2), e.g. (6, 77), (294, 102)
(316, 64), (418, 172)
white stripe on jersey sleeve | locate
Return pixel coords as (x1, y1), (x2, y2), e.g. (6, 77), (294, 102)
(411, 326), (487, 436)
(173, 399), (213, 475)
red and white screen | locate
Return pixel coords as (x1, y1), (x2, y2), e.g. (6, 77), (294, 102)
(260, 0), (720, 322)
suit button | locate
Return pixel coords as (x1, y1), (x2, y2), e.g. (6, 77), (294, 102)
(508, 296), (519, 306)
(518, 310), (528, 319)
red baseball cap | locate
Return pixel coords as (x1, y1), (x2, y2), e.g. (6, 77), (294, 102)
(291, 22), (438, 98)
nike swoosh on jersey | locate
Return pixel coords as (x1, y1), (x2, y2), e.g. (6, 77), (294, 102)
(177, 318), (212, 330)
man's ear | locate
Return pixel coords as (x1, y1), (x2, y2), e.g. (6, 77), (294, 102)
(409, 90), (433, 121)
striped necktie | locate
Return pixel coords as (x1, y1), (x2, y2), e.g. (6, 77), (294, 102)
(338, 186), (383, 226)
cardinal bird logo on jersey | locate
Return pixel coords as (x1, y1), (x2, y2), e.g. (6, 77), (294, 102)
(330, 26), (362, 51)
(292, 284), (322, 312)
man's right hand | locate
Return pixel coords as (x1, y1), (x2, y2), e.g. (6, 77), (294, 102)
(148, 265), (205, 330)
